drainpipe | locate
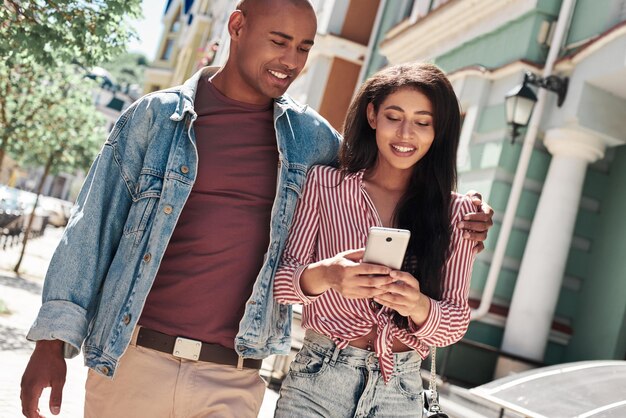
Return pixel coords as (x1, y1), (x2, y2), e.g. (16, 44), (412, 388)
(471, 0), (577, 320)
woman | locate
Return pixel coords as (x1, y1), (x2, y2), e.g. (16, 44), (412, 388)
(273, 63), (476, 417)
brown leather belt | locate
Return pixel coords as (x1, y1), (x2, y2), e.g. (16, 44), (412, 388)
(135, 327), (262, 370)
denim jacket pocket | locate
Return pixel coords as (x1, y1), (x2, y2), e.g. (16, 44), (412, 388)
(123, 172), (163, 244)
(284, 167), (306, 197)
(281, 166), (307, 224)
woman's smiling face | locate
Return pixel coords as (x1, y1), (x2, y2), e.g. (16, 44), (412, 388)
(367, 87), (435, 173)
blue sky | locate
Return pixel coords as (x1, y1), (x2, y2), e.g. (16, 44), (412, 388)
(127, 0), (169, 61)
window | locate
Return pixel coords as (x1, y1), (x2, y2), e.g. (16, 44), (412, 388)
(412, 0), (450, 21)
(160, 39), (174, 61)
(431, 0), (448, 10)
(395, 0), (416, 22)
(415, 0), (433, 18)
(170, 7), (182, 32)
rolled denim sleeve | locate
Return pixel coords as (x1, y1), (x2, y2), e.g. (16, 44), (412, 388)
(274, 167), (322, 305)
(26, 115), (135, 358)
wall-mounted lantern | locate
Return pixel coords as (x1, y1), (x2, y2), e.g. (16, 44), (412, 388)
(505, 72), (568, 143)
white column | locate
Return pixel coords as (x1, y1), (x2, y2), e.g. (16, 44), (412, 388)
(501, 128), (606, 361)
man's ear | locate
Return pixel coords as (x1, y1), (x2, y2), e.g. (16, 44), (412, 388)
(366, 103), (377, 129)
(228, 10), (245, 39)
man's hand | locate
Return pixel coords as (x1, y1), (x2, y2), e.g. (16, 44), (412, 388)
(458, 190), (494, 254)
(21, 340), (67, 418)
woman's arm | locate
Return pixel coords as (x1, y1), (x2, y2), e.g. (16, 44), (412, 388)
(374, 194), (476, 347)
(274, 167), (395, 304)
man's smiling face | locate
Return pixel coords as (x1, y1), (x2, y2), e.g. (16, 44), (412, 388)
(229, 0), (317, 105)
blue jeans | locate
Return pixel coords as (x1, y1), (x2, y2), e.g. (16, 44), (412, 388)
(274, 331), (424, 418)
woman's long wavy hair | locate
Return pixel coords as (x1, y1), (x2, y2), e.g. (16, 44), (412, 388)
(340, 63), (461, 325)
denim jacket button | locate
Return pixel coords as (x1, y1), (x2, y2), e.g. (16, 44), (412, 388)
(100, 366), (110, 375)
(163, 205), (173, 214)
(143, 253), (152, 262)
(123, 314), (131, 325)
(180, 165), (189, 174)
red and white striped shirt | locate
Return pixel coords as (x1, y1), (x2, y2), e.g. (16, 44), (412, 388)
(274, 165), (475, 382)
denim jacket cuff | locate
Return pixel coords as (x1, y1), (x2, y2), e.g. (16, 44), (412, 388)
(26, 300), (89, 358)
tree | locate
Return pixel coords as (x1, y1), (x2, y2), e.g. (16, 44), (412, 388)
(0, 1), (142, 274)
(101, 51), (149, 88)
(0, 0), (141, 173)
(1, 0), (142, 68)
(12, 64), (105, 272)
(0, 56), (97, 177)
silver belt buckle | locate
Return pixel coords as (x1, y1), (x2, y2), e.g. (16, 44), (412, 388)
(173, 337), (202, 361)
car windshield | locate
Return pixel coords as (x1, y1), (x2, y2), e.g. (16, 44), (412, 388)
(471, 361), (626, 418)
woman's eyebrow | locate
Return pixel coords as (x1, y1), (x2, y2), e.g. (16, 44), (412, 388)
(384, 105), (432, 116)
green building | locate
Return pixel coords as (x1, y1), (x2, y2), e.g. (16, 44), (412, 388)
(368, 0), (626, 386)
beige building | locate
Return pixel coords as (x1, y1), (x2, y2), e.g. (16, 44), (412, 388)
(0, 154), (20, 187)
(143, 0), (233, 93)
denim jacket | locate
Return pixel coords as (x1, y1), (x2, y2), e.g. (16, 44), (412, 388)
(27, 67), (341, 377)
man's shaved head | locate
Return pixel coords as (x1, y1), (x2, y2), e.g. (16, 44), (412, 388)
(232, 0), (317, 43)
(211, 0), (317, 105)
(236, 0), (315, 24)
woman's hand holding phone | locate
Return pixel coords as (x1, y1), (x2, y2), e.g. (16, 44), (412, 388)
(299, 249), (396, 299)
(373, 270), (432, 326)
(359, 227), (431, 325)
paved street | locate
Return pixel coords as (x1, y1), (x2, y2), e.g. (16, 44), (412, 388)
(0, 227), (279, 418)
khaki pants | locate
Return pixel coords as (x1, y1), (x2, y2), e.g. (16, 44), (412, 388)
(84, 329), (266, 418)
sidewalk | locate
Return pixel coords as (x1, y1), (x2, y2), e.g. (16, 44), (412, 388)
(0, 227), (279, 417)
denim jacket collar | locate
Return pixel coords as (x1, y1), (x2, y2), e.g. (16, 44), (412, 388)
(173, 67), (308, 122)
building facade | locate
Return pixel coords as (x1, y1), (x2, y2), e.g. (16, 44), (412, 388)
(376, 0), (626, 385)
(284, 0), (382, 130)
(143, 0), (233, 93)
(141, 0), (626, 387)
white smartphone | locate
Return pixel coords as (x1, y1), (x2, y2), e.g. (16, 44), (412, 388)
(362, 227), (411, 270)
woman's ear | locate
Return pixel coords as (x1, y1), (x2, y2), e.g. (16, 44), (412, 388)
(366, 103), (377, 129)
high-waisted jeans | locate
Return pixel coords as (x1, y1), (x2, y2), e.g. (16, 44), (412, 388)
(274, 330), (424, 418)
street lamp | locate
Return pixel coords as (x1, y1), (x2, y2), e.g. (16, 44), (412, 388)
(505, 72), (568, 143)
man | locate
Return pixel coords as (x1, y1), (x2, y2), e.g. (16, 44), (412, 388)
(20, 0), (494, 417)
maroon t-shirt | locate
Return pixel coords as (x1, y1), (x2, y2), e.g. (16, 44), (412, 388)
(139, 77), (277, 349)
